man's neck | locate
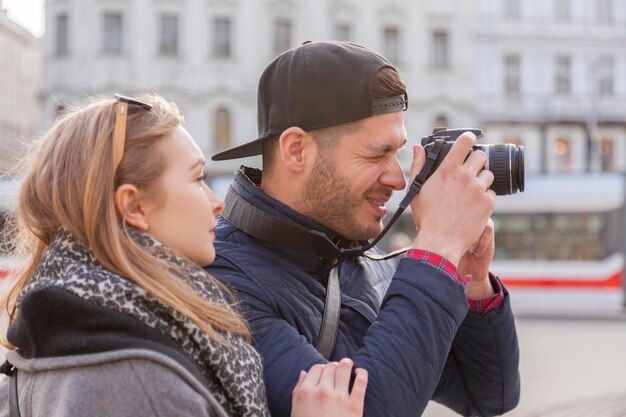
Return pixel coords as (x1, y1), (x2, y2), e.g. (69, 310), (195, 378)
(259, 169), (302, 213)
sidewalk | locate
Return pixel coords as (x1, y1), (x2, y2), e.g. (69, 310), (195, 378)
(424, 315), (626, 417)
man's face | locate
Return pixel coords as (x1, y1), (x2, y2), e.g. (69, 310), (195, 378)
(298, 111), (407, 240)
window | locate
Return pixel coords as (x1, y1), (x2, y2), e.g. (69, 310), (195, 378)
(213, 17), (231, 57)
(554, 56), (571, 96)
(492, 214), (534, 259)
(504, 0), (521, 19)
(103, 12), (123, 54)
(597, 57), (614, 97)
(214, 108), (231, 151)
(554, 137), (572, 171)
(55, 13), (68, 56)
(600, 138), (615, 172)
(334, 23), (351, 41)
(504, 54), (521, 97)
(383, 26), (400, 64)
(554, 0), (571, 22)
(597, 0), (613, 24)
(493, 211), (620, 260)
(159, 13), (179, 55)
(273, 18), (291, 56)
(54, 104), (66, 119)
(432, 30), (449, 68)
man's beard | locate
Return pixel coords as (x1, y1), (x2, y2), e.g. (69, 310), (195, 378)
(297, 153), (384, 241)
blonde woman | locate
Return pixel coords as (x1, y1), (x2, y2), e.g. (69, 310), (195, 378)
(0, 94), (367, 417)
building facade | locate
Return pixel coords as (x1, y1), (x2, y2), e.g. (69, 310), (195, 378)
(475, 0), (626, 174)
(0, 1), (41, 173)
(41, 0), (626, 177)
(41, 0), (477, 176)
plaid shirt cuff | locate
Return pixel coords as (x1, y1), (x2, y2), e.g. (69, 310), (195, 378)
(404, 249), (504, 316)
(467, 273), (504, 316)
(405, 249), (471, 290)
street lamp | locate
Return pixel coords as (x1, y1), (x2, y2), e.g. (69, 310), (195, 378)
(585, 60), (599, 173)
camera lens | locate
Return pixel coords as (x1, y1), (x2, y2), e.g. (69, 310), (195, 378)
(481, 144), (525, 195)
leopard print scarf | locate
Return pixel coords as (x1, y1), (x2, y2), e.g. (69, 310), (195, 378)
(18, 229), (270, 417)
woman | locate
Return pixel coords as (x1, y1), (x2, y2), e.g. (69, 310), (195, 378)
(0, 94), (367, 417)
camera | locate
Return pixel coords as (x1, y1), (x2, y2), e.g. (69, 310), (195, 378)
(421, 128), (525, 195)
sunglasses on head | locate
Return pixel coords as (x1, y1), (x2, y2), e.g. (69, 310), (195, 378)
(112, 94), (153, 171)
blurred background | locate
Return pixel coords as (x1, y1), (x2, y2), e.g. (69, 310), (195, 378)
(0, 0), (625, 415)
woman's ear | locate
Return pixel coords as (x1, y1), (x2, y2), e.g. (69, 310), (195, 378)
(114, 184), (149, 231)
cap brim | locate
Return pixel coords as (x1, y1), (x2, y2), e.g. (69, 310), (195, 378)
(211, 136), (270, 161)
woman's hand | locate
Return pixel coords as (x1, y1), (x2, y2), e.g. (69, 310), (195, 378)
(291, 358), (368, 417)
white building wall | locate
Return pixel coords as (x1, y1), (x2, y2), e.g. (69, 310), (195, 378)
(41, 0), (625, 177)
(41, 0), (475, 176)
(0, 8), (41, 172)
(475, 0), (626, 174)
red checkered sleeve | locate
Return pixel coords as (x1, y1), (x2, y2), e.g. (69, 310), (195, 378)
(404, 249), (503, 316)
(466, 273), (503, 316)
(404, 249), (471, 288)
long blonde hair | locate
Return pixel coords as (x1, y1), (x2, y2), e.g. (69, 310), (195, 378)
(0, 94), (249, 348)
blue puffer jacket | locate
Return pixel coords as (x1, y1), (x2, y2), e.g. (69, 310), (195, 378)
(208, 167), (520, 417)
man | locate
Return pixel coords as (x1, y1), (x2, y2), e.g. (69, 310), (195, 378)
(208, 41), (520, 417)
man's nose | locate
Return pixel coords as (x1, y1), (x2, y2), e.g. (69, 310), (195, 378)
(380, 157), (406, 191)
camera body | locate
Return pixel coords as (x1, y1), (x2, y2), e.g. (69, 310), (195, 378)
(421, 128), (525, 195)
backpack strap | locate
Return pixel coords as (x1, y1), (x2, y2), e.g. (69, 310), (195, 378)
(1, 360), (21, 417)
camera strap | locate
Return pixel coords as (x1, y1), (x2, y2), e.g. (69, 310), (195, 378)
(221, 141), (445, 358)
(316, 267), (340, 359)
(362, 139), (445, 250)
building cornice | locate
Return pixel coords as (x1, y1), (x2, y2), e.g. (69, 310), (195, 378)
(0, 13), (40, 45)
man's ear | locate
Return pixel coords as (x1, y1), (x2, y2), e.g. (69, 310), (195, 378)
(278, 127), (315, 173)
(114, 184), (150, 231)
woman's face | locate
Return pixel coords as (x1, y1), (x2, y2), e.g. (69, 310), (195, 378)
(142, 126), (224, 266)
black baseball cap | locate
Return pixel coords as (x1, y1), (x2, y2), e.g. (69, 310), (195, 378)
(211, 40), (408, 161)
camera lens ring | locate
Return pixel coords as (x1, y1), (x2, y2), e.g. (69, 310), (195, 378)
(508, 144), (513, 195)
(517, 146), (525, 192)
(480, 143), (524, 195)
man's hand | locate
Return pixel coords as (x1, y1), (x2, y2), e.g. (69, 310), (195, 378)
(408, 132), (496, 266)
(460, 218), (496, 300)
